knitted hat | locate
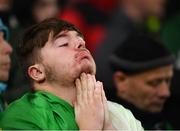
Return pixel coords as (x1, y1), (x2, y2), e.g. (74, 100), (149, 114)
(0, 18), (9, 41)
(109, 33), (175, 74)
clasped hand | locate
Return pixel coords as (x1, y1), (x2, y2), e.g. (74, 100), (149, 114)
(74, 73), (115, 130)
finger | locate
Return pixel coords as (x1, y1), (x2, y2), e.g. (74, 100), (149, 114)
(94, 81), (103, 102)
(74, 101), (79, 122)
(80, 73), (87, 91)
(87, 74), (94, 100)
(92, 75), (96, 86)
(101, 83), (107, 102)
(75, 78), (82, 105)
(101, 83), (109, 123)
(80, 73), (88, 103)
(92, 75), (97, 91)
(74, 100), (77, 111)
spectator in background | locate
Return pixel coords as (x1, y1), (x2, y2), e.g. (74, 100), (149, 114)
(94, 0), (167, 99)
(109, 33), (175, 130)
(5, 0), (63, 103)
(0, 0), (11, 26)
(0, 19), (13, 112)
(12, 0), (61, 28)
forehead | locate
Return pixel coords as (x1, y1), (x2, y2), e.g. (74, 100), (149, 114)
(51, 30), (83, 40)
(45, 30), (83, 46)
(57, 30), (80, 36)
(130, 65), (173, 80)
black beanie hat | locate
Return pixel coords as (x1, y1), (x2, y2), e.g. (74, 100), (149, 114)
(109, 33), (175, 74)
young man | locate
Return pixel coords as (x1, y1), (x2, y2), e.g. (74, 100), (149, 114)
(0, 18), (143, 130)
(109, 33), (175, 129)
(0, 19), (13, 112)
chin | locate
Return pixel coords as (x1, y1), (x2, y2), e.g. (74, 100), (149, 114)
(82, 66), (95, 74)
(148, 106), (163, 113)
(75, 66), (95, 78)
(81, 61), (96, 73)
(0, 74), (9, 82)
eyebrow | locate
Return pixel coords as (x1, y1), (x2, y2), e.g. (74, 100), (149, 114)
(54, 33), (68, 40)
(53, 31), (84, 41)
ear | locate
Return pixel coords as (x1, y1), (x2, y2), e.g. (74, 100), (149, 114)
(113, 71), (129, 93)
(28, 64), (45, 83)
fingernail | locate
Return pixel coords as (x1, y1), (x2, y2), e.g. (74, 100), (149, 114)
(96, 81), (102, 87)
(81, 72), (85, 77)
(75, 78), (79, 83)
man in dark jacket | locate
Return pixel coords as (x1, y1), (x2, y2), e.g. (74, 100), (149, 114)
(94, 0), (166, 99)
(109, 33), (175, 130)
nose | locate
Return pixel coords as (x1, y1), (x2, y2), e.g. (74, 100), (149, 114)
(75, 37), (86, 49)
(158, 81), (170, 98)
(3, 41), (13, 54)
(0, 33), (13, 54)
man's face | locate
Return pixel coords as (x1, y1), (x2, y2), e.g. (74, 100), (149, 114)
(39, 30), (96, 86)
(137, 0), (166, 17)
(33, 0), (59, 23)
(0, 31), (12, 81)
(121, 65), (173, 113)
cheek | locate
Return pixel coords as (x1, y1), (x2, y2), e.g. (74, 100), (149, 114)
(90, 58), (96, 69)
(137, 85), (157, 104)
(0, 70), (9, 81)
(56, 56), (72, 68)
(55, 55), (76, 74)
(130, 83), (152, 99)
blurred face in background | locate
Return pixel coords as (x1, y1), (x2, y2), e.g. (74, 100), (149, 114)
(114, 65), (173, 113)
(0, 31), (12, 81)
(0, 0), (11, 24)
(0, 0), (10, 11)
(32, 0), (59, 23)
(136, 0), (166, 17)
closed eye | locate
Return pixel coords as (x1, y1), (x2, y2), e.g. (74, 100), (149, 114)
(147, 80), (162, 87)
(58, 43), (68, 47)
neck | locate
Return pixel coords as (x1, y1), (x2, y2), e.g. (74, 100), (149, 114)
(34, 82), (76, 106)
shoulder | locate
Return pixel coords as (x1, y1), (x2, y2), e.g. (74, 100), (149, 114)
(2, 92), (50, 112)
(0, 92), (49, 129)
(107, 101), (144, 130)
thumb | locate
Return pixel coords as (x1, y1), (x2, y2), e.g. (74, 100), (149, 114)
(101, 84), (109, 125)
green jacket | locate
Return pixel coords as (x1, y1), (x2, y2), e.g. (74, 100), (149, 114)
(0, 91), (78, 130)
(0, 91), (143, 130)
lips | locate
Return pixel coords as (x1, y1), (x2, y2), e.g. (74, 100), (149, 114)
(75, 50), (91, 61)
(0, 61), (11, 71)
(3, 64), (10, 70)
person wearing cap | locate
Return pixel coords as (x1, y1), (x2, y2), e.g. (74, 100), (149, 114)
(0, 18), (13, 112)
(94, 0), (167, 100)
(109, 33), (175, 130)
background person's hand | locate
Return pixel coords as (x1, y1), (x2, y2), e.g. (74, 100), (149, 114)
(74, 73), (104, 130)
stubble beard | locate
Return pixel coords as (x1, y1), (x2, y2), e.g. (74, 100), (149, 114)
(43, 59), (96, 87)
(44, 64), (58, 83)
(78, 59), (96, 76)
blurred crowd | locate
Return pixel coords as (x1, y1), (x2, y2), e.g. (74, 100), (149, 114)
(0, 0), (180, 130)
